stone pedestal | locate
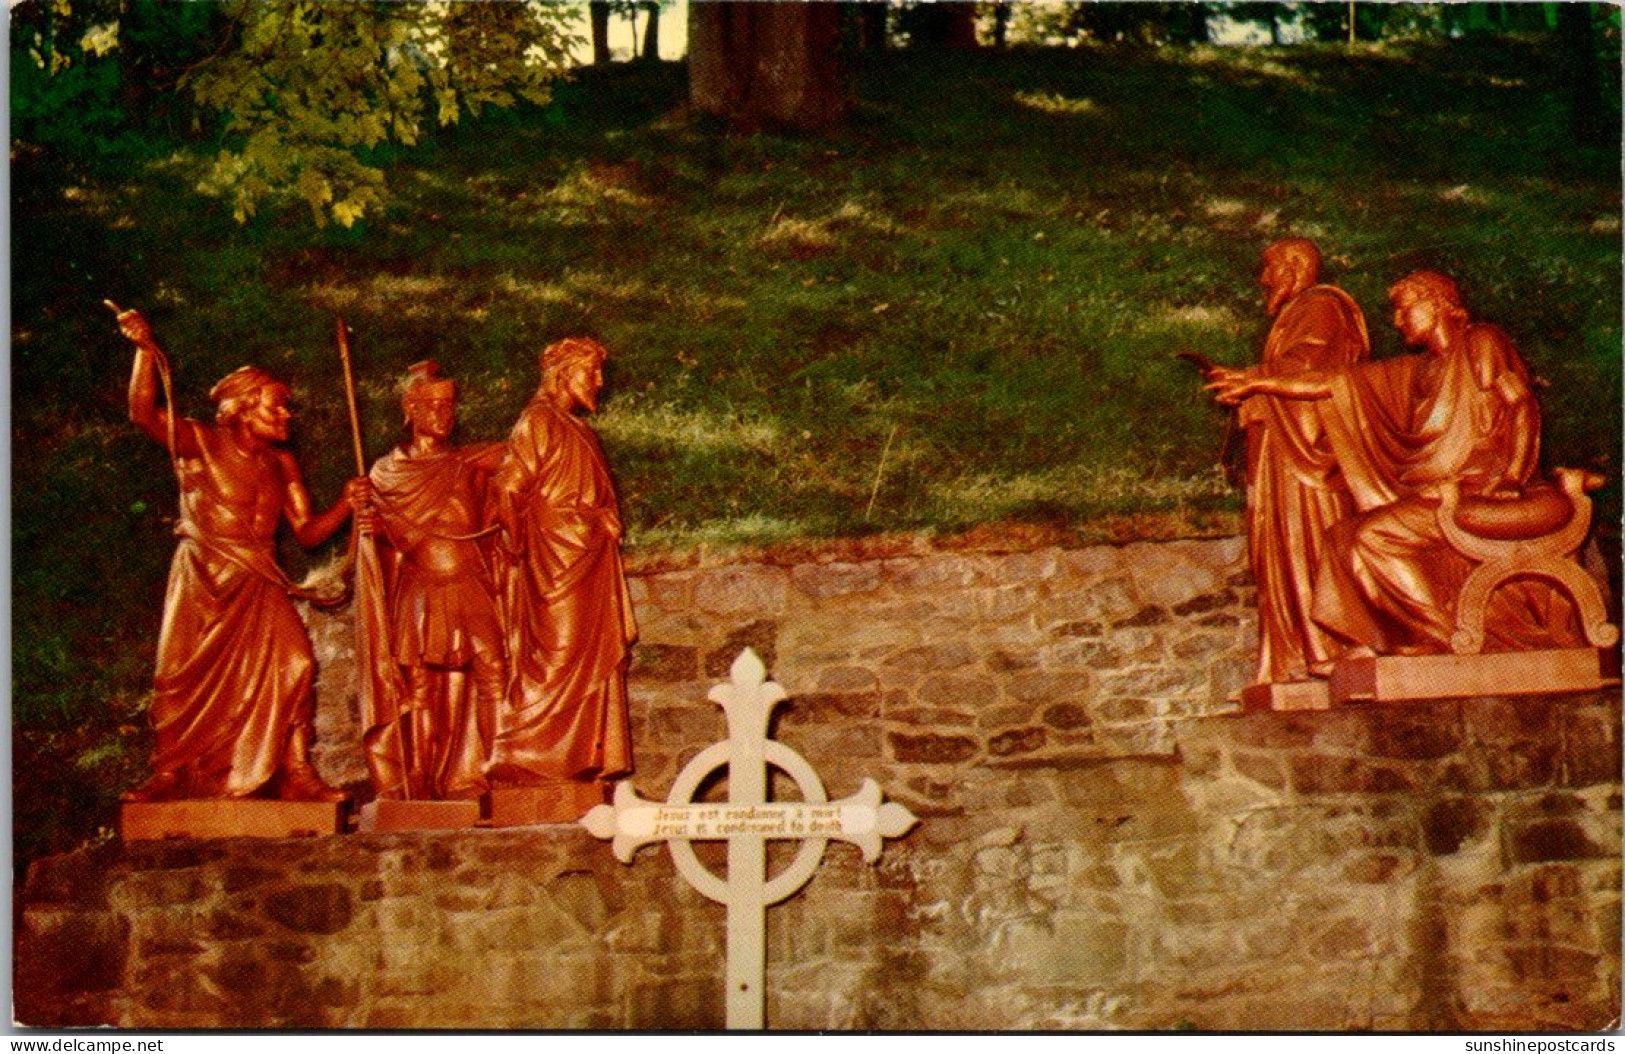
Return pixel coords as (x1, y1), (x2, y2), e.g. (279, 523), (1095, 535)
(357, 799), (481, 833)
(1240, 680), (1333, 712)
(1330, 647), (1620, 705)
(120, 800), (344, 841)
(489, 782), (608, 826)
(1240, 648), (1620, 712)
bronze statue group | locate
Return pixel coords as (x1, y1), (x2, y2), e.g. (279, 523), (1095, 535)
(110, 236), (1608, 807)
(1201, 239), (1606, 699)
(116, 307), (632, 808)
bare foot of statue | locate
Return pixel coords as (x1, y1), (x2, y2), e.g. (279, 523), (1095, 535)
(121, 769), (185, 802)
(279, 764), (348, 803)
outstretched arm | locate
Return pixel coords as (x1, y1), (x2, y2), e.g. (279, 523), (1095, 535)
(488, 469), (526, 555)
(118, 306), (201, 457)
(281, 452), (370, 548)
(1204, 364), (1333, 406)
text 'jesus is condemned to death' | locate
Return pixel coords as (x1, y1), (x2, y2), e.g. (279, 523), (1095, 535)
(630, 803), (850, 840)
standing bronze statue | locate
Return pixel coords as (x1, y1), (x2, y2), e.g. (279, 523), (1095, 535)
(1208, 269), (1586, 668)
(115, 307), (366, 802)
(1232, 238), (1370, 685)
(359, 362), (507, 801)
(486, 337), (636, 801)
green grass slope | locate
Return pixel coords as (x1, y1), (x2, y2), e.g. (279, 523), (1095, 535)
(11, 39), (1620, 871)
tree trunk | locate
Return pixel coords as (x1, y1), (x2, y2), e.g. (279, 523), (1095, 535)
(689, 1), (847, 131)
(906, 3), (979, 48)
(992, 2), (1012, 49)
(1155, 3), (1212, 44)
(590, 0), (612, 64)
(943, 3), (979, 48)
(858, 2), (889, 52)
(1557, 3), (1607, 147)
(641, 1), (661, 62)
(1184, 3), (1212, 44)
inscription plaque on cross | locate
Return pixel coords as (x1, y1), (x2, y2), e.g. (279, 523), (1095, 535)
(582, 648), (918, 1029)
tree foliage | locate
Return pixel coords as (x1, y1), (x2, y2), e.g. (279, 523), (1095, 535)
(184, 2), (579, 226)
(12, 0), (581, 227)
(1066, 2), (1212, 45)
(10, 0), (219, 157)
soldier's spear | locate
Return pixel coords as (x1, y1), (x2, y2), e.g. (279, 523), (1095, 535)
(337, 319), (415, 801)
(336, 318), (366, 478)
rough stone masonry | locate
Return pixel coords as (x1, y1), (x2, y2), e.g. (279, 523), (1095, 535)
(16, 536), (1621, 1030)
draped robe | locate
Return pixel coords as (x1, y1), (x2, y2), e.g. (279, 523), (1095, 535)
(1311, 324), (1579, 653)
(486, 398), (635, 784)
(1238, 285), (1369, 683)
(361, 443), (504, 799)
(149, 421), (313, 797)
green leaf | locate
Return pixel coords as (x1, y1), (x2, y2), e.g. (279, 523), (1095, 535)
(181, 0), (576, 226)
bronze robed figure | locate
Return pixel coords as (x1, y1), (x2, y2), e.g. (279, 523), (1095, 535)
(486, 336), (637, 792)
(1235, 238), (1370, 686)
(358, 361), (508, 802)
(113, 306), (367, 803)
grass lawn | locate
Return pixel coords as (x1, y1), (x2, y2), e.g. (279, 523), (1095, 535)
(11, 36), (1620, 869)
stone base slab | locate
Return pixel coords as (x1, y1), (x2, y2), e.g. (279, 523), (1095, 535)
(1240, 680), (1333, 712)
(489, 783), (608, 826)
(121, 800), (344, 841)
(1331, 647), (1620, 705)
(357, 799), (482, 833)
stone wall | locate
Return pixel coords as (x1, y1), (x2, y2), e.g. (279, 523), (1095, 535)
(311, 536), (1258, 806)
(16, 538), (1622, 1030)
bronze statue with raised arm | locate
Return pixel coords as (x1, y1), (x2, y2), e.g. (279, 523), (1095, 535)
(360, 362), (507, 802)
(486, 337), (635, 820)
(115, 306), (367, 803)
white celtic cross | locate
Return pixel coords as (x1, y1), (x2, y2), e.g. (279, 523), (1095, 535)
(582, 648), (919, 1029)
